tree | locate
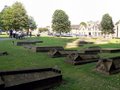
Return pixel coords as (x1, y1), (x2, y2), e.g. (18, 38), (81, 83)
(0, 2), (29, 31)
(0, 6), (13, 30)
(38, 28), (48, 33)
(28, 16), (37, 30)
(0, 12), (2, 29)
(100, 14), (114, 35)
(11, 2), (29, 30)
(52, 9), (71, 36)
(80, 22), (87, 27)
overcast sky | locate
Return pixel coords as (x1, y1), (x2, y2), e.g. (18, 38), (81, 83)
(0, 0), (120, 27)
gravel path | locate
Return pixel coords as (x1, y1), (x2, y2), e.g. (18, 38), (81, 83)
(0, 38), (15, 41)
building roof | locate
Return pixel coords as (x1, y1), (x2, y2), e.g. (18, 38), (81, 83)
(115, 20), (120, 25)
(71, 25), (80, 29)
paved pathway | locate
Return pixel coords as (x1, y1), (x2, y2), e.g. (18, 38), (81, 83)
(0, 38), (15, 41)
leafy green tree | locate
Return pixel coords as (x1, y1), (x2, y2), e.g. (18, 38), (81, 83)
(24, 16), (37, 35)
(0, 2), (29, 31)
(52, 9), (71, 36)
(0, 12), (2, 29)
(28, 16), (37, 30)
(38, 28), (48, 33)
(11, 2), (29, 30)
(0, 6), (13, 30)
(80, 22), (87, 27)
(100, 13), (114, 35)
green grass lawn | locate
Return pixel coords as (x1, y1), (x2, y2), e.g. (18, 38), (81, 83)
(0, 37), (120, 90)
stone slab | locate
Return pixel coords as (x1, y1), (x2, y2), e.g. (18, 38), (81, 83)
(101, 48), (120, 53)
(96, 56), (120, 75)
(0, 68), (62, 90)
(65, 54), (99, 65)
(48, 49), (79, 58)
(31, 46), (64, 52)
(16, 40), (43, 46)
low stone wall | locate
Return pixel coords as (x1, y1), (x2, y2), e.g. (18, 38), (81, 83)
(0, 68), (62, 90)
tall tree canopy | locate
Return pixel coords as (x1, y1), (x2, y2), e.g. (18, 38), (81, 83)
(27, 16), (37, 30)
(0, 6), (13, 30)
(11, 2), (28, 30)
(100, 13), (114, 34)
(0, 2), (36, 31)
(0, 12), (2, 29)
(38, 28), (48, 33)
(80, 22), (87, 27)
(52, 9), (71, 35)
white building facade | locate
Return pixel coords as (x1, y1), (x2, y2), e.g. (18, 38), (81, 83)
(113, 21), (120, 38)
(71, 21), (102, 37)
(47, 20), (120, 38)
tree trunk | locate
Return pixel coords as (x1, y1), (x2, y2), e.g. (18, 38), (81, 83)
(59, 32), (61, 37)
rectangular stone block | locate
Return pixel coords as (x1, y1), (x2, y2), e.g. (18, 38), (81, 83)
(83, 46), (101, 54)
(16, 40), (43, 46)
(0, 68), (62, 89)
(96, 56), (120, 75)
(0, 77), (4, 89)
(48, 49), (79, 58)
(84, 49), (101, 54)
(65, 53), (99, 65)
(31, 46), (64, 52)
(101, 48), (120, 53)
